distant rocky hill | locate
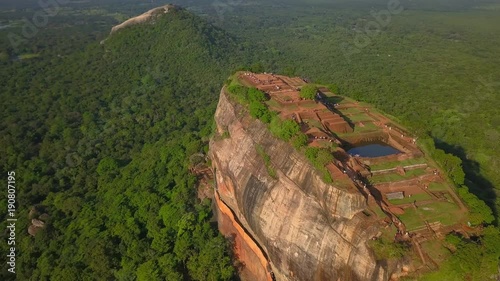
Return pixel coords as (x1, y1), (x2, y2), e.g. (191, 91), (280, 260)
(110, 4), (178, 35)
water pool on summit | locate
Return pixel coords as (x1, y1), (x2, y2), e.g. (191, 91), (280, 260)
(347, 142), (401, 158)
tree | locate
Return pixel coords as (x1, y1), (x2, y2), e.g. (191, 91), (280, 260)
(187, 236), (235, 281)
(269, 116), (300, 141)
(96, 157), (118, 177)
(249, 101), (272, 123)
(458, 187), (494, 225)
(316, 149), (333, 166)
(227, 84), (248, 102)
(328, 83), (339, 94)
(300, 84), (318, 100)
(137, 260), (161, 281)
(292, 133), (308, 149)
(432, 149), (465, 185)
(174, 213), (196, 262)
(158, 253), (183, 281)
(249, 101), (267, 119)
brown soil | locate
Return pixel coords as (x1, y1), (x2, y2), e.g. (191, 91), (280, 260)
(390, 207), (405, 215)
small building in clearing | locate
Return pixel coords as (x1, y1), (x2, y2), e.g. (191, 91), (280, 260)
(386, 191), (405, 200)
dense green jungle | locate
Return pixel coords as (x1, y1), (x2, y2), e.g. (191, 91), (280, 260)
(0, 0), (499, 280)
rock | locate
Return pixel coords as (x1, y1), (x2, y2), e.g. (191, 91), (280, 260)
(39, 213), (50, 221)
(31, 219), (45, 228)
(28, 225), (40, 236)
(28, 217), (47, 236)
(210, 89), (395, 281)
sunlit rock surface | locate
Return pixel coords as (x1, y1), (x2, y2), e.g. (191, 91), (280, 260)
(210, 88), (393, 281)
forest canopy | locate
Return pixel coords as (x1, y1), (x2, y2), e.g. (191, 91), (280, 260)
(0, 1), (499, 280)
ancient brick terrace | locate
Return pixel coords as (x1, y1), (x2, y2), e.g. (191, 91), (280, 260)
(240, 72), (353, 135)
(235, 72), (469, 268)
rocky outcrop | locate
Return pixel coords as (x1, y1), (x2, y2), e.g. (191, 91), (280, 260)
(28, 218), (46, 236)
(210, 88), (392, 281)
(110, 4), (177, 35)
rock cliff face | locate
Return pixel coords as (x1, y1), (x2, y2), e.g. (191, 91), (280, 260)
(110, 4), (177, 35)
(210, 89), (391, 281)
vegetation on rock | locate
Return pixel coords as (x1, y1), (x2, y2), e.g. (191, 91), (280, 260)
(0, 9), (240, 281)
(299, 84), (318, 100)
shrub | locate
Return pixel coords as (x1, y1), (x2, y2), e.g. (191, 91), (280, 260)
(228, 83), (271, 123)
(248, 87), (267, 102)
(291, 133), (308, 149)
(97, 157), (118, 177)
(249, 101), (267, 118)
(249, 101), (272, 123)
(303, 147), (334, 183)
(369, 238), (408, 261)
(316, 149), (333, 166)
(269, 116), (300, 141)
(256, 145), (277, 178)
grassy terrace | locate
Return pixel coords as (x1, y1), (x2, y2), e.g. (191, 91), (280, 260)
(303, 119), (323, 129)
(367, 227), (408, 261)
(322, 92), (356, 105)
(353, 122), (379, 132)
(428, 182), (449, 192)
(265, 98), (282, 109)
(348, 114), (374, 122)
(301, 102), (320, 109)
(420, 239), (451, 265)
(369, 157), (427, 171)
(389, 192), (433, 205)
(337, 122), (379, 137)
(338, 107), (366, 114)
(313, 139), (337, 149)
(370, 168), (428, 184)
(370, 204), (388, 218)
(398, 201), (464, 230)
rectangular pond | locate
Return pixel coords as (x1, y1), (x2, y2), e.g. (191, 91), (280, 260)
(346, 142), (401, 158)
